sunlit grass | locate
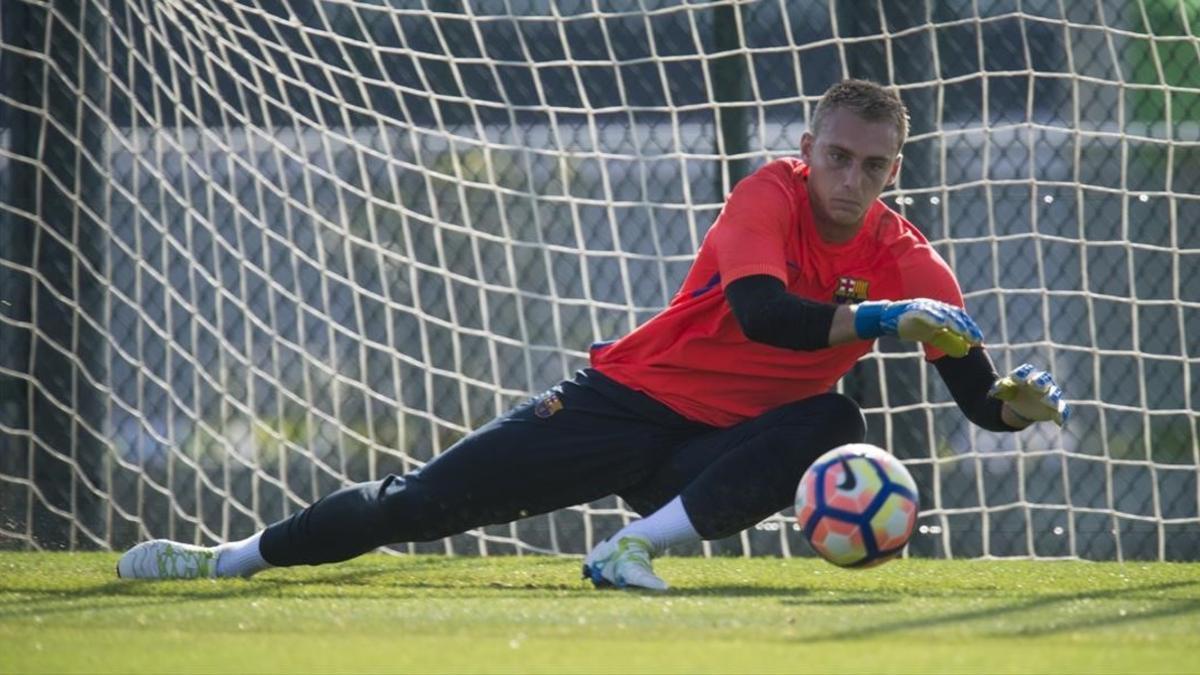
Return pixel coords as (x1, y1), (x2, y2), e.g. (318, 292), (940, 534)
(2, 552), (1197, 673)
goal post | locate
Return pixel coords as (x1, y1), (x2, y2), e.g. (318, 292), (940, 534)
(1, 0), (1197, 561)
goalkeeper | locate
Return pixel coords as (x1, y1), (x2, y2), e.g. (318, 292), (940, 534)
(118, 79), (1068, 590)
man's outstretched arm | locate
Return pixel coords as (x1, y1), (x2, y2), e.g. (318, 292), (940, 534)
(725, 275), (1068, 431)
(933, 348), (1070, 431)
(724, 274), (983, 356)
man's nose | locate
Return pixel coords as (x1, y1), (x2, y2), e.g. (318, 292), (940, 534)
(841, 164), (863, 189)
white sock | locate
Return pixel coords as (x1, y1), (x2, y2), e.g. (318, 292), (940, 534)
(215, 531), (271, 578)
(614, 496), (701, 555)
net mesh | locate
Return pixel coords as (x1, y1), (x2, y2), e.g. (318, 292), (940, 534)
(1, 0), (1197, 560)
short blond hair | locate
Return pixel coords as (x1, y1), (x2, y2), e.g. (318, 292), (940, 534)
(810, 79), (909, 151)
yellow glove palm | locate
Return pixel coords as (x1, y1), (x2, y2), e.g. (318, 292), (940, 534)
(989, 364), (1069, 427)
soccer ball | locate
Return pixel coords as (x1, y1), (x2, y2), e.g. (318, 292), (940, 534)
(794, 443), (919, 568)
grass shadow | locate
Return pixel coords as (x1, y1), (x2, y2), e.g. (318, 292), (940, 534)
(995, 597), (1200, 638)
(659, 585), (813, 599)
(778, 596), (896, 606)
(800, 579), (1200, 642)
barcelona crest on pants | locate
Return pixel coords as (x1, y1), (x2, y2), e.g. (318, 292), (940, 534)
(533, 390), (564, 418)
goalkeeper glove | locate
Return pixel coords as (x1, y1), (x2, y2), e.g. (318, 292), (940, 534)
(853, 299), (983, 358)
(988, 363), (1070, 427)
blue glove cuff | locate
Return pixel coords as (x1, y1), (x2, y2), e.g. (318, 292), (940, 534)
(854, 301), (889, 339)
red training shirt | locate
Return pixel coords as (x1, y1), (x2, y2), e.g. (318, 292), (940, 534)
(589, 158), (966, 428)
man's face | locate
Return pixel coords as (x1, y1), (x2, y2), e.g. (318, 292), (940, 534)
(800, 107), (902, 237)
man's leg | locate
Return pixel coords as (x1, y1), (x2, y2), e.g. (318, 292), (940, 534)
(611, 392), (867, 551)
(117, 370), (710, 578)
(583, 393), (865, 590)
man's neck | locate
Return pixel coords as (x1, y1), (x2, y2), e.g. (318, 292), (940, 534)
(812, 213), (864, 245)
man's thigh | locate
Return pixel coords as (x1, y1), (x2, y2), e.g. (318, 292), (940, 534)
(619, 392), (865, 515)
(412, 370), (709, 524)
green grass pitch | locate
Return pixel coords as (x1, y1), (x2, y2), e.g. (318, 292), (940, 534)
(2, 552), (1197, 673)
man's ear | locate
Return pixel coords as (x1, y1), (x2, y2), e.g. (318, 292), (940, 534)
(885, 153), (903, 187)
(800, 131), (814, 163)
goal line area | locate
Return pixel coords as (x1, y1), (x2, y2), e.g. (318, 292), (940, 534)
(1, 0), (1197, 561)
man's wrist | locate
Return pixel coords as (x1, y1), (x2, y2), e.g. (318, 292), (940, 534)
(828, 304), (861, 345)
(853, 301), (889, 340)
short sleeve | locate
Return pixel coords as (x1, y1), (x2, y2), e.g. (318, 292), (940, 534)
(899, 247), (969, 361)
(706, 162), (795, 287)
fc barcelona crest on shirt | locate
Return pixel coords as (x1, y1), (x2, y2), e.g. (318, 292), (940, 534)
(834, 276), (869, 304)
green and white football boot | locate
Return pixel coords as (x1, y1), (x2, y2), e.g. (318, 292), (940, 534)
(116, 539), (220, 579)
(582, 534), (668, 591)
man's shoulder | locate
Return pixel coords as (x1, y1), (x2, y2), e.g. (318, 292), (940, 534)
(870, 202), (932, 254)
(861, 204), (963, 301)
(746, 157), (807, 187)
(761, 156), (807, 172)
(722, 158), (808, 214)
(865, 202), (955, 276)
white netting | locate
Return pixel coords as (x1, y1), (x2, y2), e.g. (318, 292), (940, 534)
(1, 0), (1197, 560)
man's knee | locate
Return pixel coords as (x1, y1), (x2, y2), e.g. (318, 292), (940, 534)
(374, 471), (514, 542)
(371, 473), (459, 542)
(768, 392), (866, 447)
(818, 392), (867, 445)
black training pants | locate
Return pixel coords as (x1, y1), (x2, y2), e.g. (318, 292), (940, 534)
(260, 369), (866, 566)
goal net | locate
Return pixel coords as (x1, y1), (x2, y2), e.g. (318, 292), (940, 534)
(2, 0), (1197, 561)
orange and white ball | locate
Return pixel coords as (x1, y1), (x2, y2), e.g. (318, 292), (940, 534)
(795, 443), (919, 568)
